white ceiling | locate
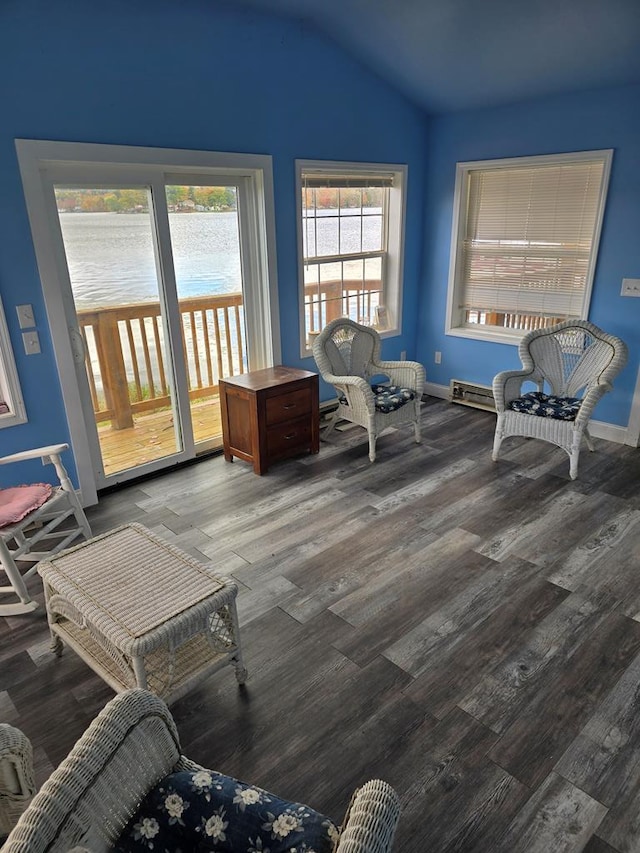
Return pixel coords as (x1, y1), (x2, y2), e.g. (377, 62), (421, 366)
(231, 0), (640, 112)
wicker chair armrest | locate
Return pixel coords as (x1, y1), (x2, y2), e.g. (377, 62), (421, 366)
(373, 360), (426, 392)
(326, 375), (376, 414)
(2, 690), (181, 853)
(174, 756), (207, 773)
(493, 369), (538, 411)
(336, 779), (400, 853)
(325, 375), (371, 392)
(573, 382), (610, 426)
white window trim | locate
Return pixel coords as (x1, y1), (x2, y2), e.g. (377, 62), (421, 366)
(0, 296), (27, 429)
(296, 159), (407, 358)
(16, 139), (280, 504)
(445, 149), (613, 345)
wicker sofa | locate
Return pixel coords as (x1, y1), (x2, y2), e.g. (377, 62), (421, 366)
(1, 689), (400, 853)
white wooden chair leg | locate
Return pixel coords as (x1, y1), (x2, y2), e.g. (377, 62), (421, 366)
(368, 432), (377, 463)
(492, 420), (504, 461)
(569, 452), (580, 480)
(0, 539), (38, 615)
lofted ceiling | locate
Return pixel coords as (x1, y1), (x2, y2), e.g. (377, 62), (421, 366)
(230, 0), (640, 113)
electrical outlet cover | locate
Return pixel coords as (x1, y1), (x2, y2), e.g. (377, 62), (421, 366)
(16, 304), (35, 329)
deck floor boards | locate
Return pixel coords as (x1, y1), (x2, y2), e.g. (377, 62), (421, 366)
(97, 395), (223, 475)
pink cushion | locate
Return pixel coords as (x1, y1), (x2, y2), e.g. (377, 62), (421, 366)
(0, 484), (53, 527)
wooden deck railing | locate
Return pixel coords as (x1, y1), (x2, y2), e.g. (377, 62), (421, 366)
(78, 278), (383, 431)
(77, 293), (245, 430)
(467, 310), (565, 331)
(304, 279), (382, 336)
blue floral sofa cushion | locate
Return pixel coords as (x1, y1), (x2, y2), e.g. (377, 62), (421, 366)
(507, 391), (582, 421)
(114, 769), (338, 853)
(338, 384), (415, 413)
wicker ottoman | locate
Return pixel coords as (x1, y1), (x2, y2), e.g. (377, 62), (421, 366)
(38, 523), (247, 704)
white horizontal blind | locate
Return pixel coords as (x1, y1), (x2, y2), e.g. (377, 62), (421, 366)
(461, 158), (606, 320)
(301, 172), (395, 189)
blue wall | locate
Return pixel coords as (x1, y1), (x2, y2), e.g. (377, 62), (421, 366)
(0, 0), (428, 483)
(419, 84), (640, 427)
(2, 0), (638, 490)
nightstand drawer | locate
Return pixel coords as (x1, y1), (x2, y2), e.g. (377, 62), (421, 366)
(265, 388), (312, 425)
(267, 418), (313, 457)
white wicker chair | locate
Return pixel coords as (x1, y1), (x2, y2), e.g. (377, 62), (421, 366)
(0, 724), (36, 838)
(0, 443), (92, 616)
(492, 320), (628, 479)
(313, 318), (425, 462)
(1, 689), (400, 853)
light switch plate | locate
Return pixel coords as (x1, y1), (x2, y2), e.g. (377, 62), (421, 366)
(621, 278), (640, 297)
(16, 304), (35, 328)
(22, 330), (41, 354)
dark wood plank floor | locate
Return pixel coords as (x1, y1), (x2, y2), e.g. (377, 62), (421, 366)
(2, 396), (640, 852)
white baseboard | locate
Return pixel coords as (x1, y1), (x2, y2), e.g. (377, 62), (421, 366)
(588, 420), (628, 445)
(422, 382), (629, 445)
(423, 381), (449, 399)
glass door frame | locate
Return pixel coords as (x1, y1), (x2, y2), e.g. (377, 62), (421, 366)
(16, 140), (281, 504)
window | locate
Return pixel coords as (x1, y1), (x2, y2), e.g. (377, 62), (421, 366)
(0, 296), (27, 428)
(446, 150), (612, 342)
(296, 160), (407, 353)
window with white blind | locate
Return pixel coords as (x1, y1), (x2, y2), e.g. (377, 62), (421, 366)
(296, 160), (407, 354)
(446, 150), (613, 342)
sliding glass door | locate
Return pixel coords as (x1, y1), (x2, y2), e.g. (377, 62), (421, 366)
(17, 141), (278, 500)
(165, 183), (248, 453)
(54, 180), (250, 481)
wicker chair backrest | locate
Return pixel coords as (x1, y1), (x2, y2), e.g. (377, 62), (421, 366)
(521, 321), (627, 397)
(315, 319), (381, 380)
(2, 691), (180, 852)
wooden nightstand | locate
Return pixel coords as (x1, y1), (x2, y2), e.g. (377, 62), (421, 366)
(219, 366), (319, 475)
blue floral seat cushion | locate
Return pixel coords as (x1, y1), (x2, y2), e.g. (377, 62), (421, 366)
(508, 391), (582, 421)
(338, 384), (415, 413)
(114, 768), (339, 853)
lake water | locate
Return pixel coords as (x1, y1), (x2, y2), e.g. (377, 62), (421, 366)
(56, 209), (382, 395)
(57, 209), (383, 309)
(58, 211), (243, 309)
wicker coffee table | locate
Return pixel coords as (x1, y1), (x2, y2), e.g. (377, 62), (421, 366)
(38, 523), (247, 703)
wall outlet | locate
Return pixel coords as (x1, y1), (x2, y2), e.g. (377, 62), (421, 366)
(435, 351), (442, 364)
(16, 304), (35, 329)
(621, 278), (640, 297)
(22, 330), (41, 354)
(400, 350), (406, 360)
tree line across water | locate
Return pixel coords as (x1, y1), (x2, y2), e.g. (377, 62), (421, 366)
(55, 186), (238, 213)
(55, 185), (384, 214)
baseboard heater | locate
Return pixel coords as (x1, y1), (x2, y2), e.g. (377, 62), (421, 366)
(449, 379), (495, 412)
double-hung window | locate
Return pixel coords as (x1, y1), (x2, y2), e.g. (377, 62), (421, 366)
(296, 160), (407, 353)
(446, 150), (612, 342)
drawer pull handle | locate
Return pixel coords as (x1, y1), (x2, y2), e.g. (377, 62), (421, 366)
(282, 403), (297, 410)
(283, 432), (297, 440)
